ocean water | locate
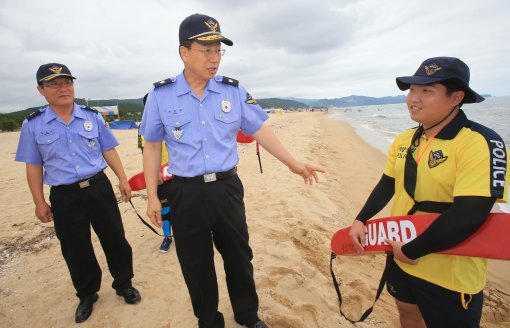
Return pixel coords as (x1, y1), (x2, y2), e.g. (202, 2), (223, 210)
(329, 96), (510, 210)
(329, 96), (510, 154)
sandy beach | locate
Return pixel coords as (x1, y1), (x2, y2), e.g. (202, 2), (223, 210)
(1, 112), (509, 327)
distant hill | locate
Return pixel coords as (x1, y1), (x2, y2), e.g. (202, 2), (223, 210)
(288, 95), (406, 107)
(0, 95), (402, 132)
(257, 98), (308, 109)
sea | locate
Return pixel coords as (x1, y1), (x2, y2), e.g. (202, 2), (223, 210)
(329, 96), (510, 211)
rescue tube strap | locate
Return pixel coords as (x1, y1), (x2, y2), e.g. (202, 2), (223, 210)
(129, 200), (164, 236)
(330, 252), (393, 323)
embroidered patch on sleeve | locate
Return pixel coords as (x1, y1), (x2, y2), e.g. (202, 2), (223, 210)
(245, 93), (257, 105)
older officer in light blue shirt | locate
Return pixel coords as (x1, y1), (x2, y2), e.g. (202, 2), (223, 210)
(141, 13), (325, 328)
(140, 74), (267, 177)
(15, 63), (141, 324)
(16, 103), (118, 186)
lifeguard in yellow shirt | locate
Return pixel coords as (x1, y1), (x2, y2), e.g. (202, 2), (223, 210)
(349, 57), (508, 328)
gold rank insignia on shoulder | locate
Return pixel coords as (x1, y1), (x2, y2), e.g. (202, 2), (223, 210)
(153, 78), (174, 88)
(428, 150), (448, 168)
(219, 76), (239, 87)
(424, 63), (443, 76)
(245, 93), (257, 105)
(26, 108), (44, 120)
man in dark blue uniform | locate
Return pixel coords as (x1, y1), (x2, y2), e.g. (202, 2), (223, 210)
(140, 14), (325, 328)
(15, 63), (141, 323)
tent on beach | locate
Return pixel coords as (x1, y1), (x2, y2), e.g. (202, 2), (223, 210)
(109, 120), (137, 130)
(92, 106), (119, 121)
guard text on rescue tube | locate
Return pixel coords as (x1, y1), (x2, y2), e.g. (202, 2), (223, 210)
(363, 220), (417, 246)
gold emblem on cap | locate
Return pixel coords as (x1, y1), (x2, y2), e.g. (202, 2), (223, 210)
(49, 65), (63, 74)
(204, 19), (218, 32)
(424, 63), (442, 76)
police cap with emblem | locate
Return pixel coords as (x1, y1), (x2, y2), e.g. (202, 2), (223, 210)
(36, 63), (76, 84)
(396, 57), (484, 104)
(179, 13), (233, 46)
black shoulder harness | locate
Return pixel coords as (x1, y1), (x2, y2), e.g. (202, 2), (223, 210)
(221, 76), (239, 87)
(153, 78), (174, 88)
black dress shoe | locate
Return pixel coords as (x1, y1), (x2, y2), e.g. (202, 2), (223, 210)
(75, 293), (98, 323)
(245, 320), (268, 328)
(116, 286), (141, 304)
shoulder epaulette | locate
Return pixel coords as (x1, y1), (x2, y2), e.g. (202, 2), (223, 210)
(80, 105), (99, 113)
(26, 108), (44, 120)
(220, 76), (239, 87)
(153, 78), (174, 88)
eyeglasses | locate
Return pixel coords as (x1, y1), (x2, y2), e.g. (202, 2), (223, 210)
(42, 79), (74, 89)
(189, 47), (226, 57)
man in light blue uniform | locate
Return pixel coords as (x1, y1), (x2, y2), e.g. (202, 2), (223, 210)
(15, 63), (141, 324)
(140, 14), (325, 328)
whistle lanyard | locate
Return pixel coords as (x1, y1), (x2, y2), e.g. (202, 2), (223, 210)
(415, 133), (437, 164)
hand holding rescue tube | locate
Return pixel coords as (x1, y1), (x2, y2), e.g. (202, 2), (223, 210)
(335, 213), (510, 260)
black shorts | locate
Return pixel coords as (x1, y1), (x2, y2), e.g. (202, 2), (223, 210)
(386, 259), (483, 328)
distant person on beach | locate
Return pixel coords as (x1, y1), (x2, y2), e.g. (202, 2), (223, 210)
(349, 57), (508, 327)
(15, 63), (141, 324)
(140, 13), (325, 328)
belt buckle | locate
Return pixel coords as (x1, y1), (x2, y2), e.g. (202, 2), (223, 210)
(79, 180), (90, 188)
(203, 173), (217, 183)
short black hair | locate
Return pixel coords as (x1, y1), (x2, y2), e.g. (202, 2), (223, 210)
(440, 79), (466, 106)
(178, 40), (193, 58)
(180, 40), (193, 48)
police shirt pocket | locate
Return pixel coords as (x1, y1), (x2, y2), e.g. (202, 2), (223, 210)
(36, 133), (63, 160)
(163, 113), (192, 142)
(79, 129), (100, 153)
(214, 110), (239, 124)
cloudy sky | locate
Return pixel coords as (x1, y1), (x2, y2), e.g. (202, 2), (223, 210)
(0, 0), (509, 113)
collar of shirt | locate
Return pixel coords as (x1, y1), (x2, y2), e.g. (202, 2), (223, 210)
(174, 73), (223, 98)
(435, 109), (468, 140)
(43, 103), (87, 124)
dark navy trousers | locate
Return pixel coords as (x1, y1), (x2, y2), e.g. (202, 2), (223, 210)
(50, 173), (133, 299)
(166, 174), (259, 328)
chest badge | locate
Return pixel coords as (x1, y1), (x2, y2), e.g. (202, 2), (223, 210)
(87, 140), (96, 148)
(221, 100), (231, 113)
(428, 150), (448, 168)
(172, 128), (183, 140)
(84, 121), (93, 131)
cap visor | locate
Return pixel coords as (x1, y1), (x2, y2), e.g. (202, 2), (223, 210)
(39, 74), (76, 82)
(193, 33), (233, 46)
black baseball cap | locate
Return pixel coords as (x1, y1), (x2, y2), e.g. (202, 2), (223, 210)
(396, 57), (484, 104)
(179, 14), (233, 46)
(36, 63), (76, 83)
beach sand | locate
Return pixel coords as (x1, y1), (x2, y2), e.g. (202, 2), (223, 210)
(0, 112), (509, 327)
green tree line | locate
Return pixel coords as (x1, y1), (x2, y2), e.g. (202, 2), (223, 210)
(0, 97), (308, 132)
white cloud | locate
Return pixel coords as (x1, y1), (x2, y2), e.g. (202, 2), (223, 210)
(0, 0), (509, 112)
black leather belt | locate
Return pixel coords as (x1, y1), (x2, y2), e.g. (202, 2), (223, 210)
(172, 167), (237, 183)
(51, 171), (106, 191)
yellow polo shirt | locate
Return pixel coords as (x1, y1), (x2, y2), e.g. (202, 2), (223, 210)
(139, 134), (168, 165)
(384, 111), (508, 294)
